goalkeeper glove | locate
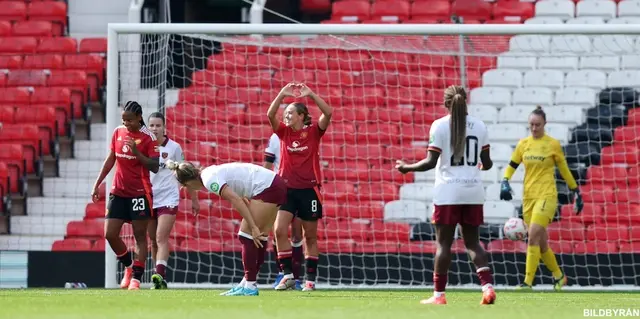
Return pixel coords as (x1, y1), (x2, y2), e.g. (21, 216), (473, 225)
(572, 188), (584, 215)
(499, 178), (513, 201)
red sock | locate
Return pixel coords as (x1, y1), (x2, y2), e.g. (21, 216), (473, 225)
(477, 267), (493, 287)
(155, 263), (166, 278)
(433, 273), (447, 293)
(256, 240), (267, 271)
(239, 236), (259, 281)
(292, 244), (303, 280)
(132, 260), (145, 281)
(277, 250), (293, 274)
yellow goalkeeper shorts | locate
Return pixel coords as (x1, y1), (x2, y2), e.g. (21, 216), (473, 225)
(522, 198), (557, 228)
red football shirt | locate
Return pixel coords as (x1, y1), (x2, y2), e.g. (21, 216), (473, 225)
(110, 126), (159, 198)
(275, 122), (324, 189)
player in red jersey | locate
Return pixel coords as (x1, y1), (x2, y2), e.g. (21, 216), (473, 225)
(267, 83), (333, 291)
(396, 86), (496, 305)
(91, 101), (160, 290)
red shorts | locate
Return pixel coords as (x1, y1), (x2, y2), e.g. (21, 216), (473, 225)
(153, 206), (178, 217)
(253, 175), (287, 206)
(432, 204), (484, 226)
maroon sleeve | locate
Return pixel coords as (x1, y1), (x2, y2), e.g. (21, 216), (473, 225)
(274, 122), (287, 138)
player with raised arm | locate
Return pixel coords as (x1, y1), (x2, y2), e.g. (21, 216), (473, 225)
(396, 85), (496, 305)
(91, 101), (159, 290)
(265, 133), (304, 290)
(146, 112), (199, 289)
(268, 83), (332, 292)
(166, 160), (287, 296)
(500, 106), (584, 291)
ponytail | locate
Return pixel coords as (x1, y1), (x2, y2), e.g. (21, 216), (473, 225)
(165, 160), (200, 185)
(443, 85), (468, 161)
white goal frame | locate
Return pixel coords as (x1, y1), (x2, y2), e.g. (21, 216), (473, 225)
(105, 23), (640, 290)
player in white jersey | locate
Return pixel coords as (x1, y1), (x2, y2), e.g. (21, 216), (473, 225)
(146, 112), (199, 289)
(264, 133), (304, 289)
(395, 85), (496, 305)
(166, 160), (287, 296)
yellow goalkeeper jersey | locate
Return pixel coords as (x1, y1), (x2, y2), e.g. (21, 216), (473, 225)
(505, 134), (578, 200)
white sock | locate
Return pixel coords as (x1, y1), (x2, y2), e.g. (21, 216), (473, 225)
(156, 260), (167, 266)
(278, 272), (284, 275)
(482, 284), (493, 292)
(245, 281), (257, 289)
(433, 291), (445, 298)
(238, 277), (247, 287)
(283, 273), (294, 280)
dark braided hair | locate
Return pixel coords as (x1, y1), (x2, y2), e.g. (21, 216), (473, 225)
(124, 101), (145, 127)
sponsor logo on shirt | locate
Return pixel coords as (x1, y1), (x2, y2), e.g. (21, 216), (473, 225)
(287, 141), (309, 152)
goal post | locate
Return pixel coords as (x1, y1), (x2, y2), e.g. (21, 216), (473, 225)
(105, 23), (640, 290)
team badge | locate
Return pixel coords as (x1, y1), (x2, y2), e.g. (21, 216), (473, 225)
(300, 132), (308, 139)
(162, 152), (168, 159)
(209, 182), (220, 192)
(135, 139), (142, 144)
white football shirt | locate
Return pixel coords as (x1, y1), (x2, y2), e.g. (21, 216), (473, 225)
(428, 115), (490, 205)
(264, 133), (281, 171)
(150, 137), (183, 208)
(201, 162), (276, 198)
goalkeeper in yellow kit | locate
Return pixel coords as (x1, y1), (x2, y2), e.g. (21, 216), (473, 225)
(500, 106), (584, 290)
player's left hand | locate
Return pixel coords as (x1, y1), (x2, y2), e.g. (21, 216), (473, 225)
(297, 83), (313, 97)
(572, 188), (584, 215)
(395, 160), (411, 174)
(125, 137), (139, 155)
(191, 198), (200, 215)
(250, 225), (267, 248)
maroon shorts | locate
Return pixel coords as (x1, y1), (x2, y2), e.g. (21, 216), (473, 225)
(432, 204), (484, 226)
(153, 206), (178, 218)
(253, 175), (287, 206)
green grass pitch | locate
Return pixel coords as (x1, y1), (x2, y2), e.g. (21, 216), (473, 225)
(1, 289), (639, 319)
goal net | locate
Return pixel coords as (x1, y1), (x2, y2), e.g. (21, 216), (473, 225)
(106, 24), (640, 290)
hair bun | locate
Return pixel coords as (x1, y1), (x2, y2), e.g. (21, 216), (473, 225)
(165, 159), (179, 171)
(535, 105), (543, 110)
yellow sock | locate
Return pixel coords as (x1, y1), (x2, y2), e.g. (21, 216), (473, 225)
(540, 248), (563, 279)
(524, 245), (541, 286)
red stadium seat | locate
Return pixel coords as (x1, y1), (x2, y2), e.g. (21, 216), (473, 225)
(619, 242), (640, 253)
(52, 238), (93, 251)
(603, 204), (640, 224)
(574, 242), (618, 254)
(63, 54), (105, 86)
(170, 221), (195, 239)
(343, 201), (385, 219)
(356, 241), (400, 253)
(228, 125), (272, 143)
(330, 107), (369, 123)
(0, 21), (11, 36)
(301, 0), (332, 14)
(11, 20), (56, 37)
(343, 145), (385, 164)
(370, 221), (411, 241)
(331, 1), (371, 21)
(216, 88), (261, 106)
(0, 37), (38, 54)
(357, 182), (398, 201)
(398, 124), (431, 143)
(370, 0), (410, 22)
(410, 1), (450, 20)
(245, 53), (289, 71)
(36, 37), (77, 53)
(178, 86), (217, 105)
(329, 51), (372, 71)
(560, 203), (603, 224)
(385, 145), (427, 162)
(207, 52), (247, 70)
(178, 239), (225, 252)
(0, 162), (9, 201)
(370, 165), (414, 183)
(324, 123), (357, 144)
(324, 161), (370, 182)
(487, 239), (527, 253)
(614, 187), (640, 204)
(320, 143), (343, 159)
(79, 38), (107, 54)
(14, 106), (58, 152)
(231, 70), (273, 88)
(316, 70), (357, 87)
(548, 240), (574, 254)
(0, 144), (24, 193)
(214, 143), (262, 163)
(6, 70), (47, 87)
(0, 1), (27, 21)
(291, 51), (329, 70)
(548, 221), (586, 241)
(581, 184), (615, 204)
(28, 1), (68, 29)
(196, 218), (237, 240)
(0, 106), (15, 123)
(465, 55), (498, 74)
(586, 224), (630, 242)
(356, 123), (400, 144)
(31, 87), (77, 120)
(321, 220), (370, 240)
(600, 145), (639, 165)
(451, 0), (493, 21)
(342, 87), (385, 105)
(614, 125), (640, 145)
(47, 70), (90, 105)
(22, 54), (64, 69)
(323, 181), (356, 201)
(203, 105), (245, 125)
(586, 165), (629, 187)
(0, 87), (30, 105)
(273, 70), (315, 88)
(0, 55), (22, 69)
(0, 124), (41, 168)
(85, 202), (106, 219)
(387, 87), (427, 105)
(492, 1), (534, 23)
(397, 70), (440, 88)
(66, 220), (103, 239)
(399, 241), (438, 254)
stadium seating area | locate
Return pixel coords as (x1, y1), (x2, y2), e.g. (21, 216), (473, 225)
(1, 0), (639, 254)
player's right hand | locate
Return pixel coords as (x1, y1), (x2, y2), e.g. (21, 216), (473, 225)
(279, 83), (297, 97)
(250, 225), (266, 248)
(90, 187), (100, 203)
(499, 179), (513, 201)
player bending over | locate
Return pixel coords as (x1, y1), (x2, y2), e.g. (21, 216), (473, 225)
(167, 160), (287, 296)
(267, 83), (332, 292)
(91, 101), (159, 290)
(147, 112), (199, 289)
(500, 106), (584, 291)
(265, 132), (304, 290)
(396, 85), (496, 305)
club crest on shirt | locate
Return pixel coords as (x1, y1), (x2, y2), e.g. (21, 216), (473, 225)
(300, 131), (308, 139)
(209, 182), (219, 192)
(162, 152), (168, 159)
(135, 139), (142, 145)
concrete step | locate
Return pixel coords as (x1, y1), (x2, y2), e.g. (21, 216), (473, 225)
(74, 140), (107, 161)
(90, 123), (107, 141)
(43, 178), (94, 198)
(0, 235), (60, 251)
(26, 197), (89, 217)
(59, 160), (103, 179)
(10, 216), (76, 236)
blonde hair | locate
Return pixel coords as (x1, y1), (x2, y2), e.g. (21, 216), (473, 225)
(444, 85), (468, 160)
(165, 160), (200, 185)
